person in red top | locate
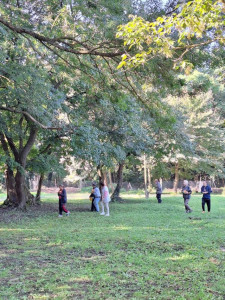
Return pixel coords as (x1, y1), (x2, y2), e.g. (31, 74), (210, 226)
(58, 185), (70, 217)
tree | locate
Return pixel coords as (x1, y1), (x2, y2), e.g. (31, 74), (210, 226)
(0, 27), (67, 208)
(166, 68), (225, 185)
(116, 0), (225, 72)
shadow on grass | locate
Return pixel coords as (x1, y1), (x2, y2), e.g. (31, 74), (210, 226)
(0, 201), (92, 224)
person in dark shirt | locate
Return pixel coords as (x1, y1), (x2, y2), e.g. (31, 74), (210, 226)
(201, 181), (212, 213)
(182, 180), (192, 213)
(89, 189), (96, 211)
(58, 185), (70, 217)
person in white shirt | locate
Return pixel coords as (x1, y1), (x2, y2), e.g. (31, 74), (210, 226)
(100, 182), (111, 216)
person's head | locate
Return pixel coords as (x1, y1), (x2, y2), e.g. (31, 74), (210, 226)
(154, 179), (159, 184)
(183, 180), (188, 186)
(203, 181), (207, 186)
(100, 182), (105, 187)
(59, 184), (63, 190)
(92, 182), (97, 188)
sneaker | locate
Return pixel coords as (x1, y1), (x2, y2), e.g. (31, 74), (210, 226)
(58, 215), (63, 218)
(100, 212), (105, 216)
(66, 211), (70, 216)
(105, 214), (110, 217)
(188, 210), (193, 213)
(202, 211), (205, 213)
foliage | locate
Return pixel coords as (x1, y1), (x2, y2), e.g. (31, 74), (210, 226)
(166, 68), (225, 178)
(117, 0), (225, 72)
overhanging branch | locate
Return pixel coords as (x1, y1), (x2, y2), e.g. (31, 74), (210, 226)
(0, 106), (61, 130)
(0, 17), (124, 58)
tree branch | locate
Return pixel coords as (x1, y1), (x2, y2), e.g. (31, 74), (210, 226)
(5, 134), (19, 161)
(0, 106), (61, 130)
(20, 126), (38, 166)
(0, 131), (11, 157)
(0, 17), (124, 58)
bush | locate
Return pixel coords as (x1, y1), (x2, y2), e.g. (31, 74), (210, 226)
(212, 188), (223, 194)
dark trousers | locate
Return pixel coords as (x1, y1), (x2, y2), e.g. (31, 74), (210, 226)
(202, 198), (211, 212)
(91, 200), (97, 211)
(156, 193), (162, 203)
(59, 200), (68, 215)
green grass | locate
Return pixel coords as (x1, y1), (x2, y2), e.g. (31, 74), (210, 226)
(0, 193), (225, 299)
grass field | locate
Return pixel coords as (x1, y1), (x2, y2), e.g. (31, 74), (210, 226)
(0, 192), (225, 299)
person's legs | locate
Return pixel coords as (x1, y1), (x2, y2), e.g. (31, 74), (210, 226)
(202, 198), (206, 212)
(105, 202), (110, 216)
(94, 198), (100, 212)
(184, 198), (192, 212)
(157, 193), (162, 203)
(62, 202), (69, 215)
(91, 200), (96, 211)
(100, 201), (105, 215)
(206, 199), (211, 212)
(59, 200), (63, 216)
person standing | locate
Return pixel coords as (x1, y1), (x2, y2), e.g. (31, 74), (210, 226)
(182, 180), (192, 213)
(92, 182), (101, 212)
(201, 181), (212, 213)
(89, 189), (96, 211)
(154, 179), (162, 203)
(58, 185), (70, 217)
(100, 182), (111, 216)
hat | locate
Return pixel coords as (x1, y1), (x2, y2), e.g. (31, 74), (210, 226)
(92, 182), (97, 187)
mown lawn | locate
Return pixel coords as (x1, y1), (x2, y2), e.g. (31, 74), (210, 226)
(0, 193), (225, 300)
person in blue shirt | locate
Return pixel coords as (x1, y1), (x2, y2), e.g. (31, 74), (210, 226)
(182, 180), (192, 213)
(201, 181), (212, 213)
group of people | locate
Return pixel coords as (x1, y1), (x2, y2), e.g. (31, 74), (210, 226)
(89, 182), (111, 216)
(57, 182), (111, 217)
(154, 179), (212, 213)
(57, 179), (212, 217)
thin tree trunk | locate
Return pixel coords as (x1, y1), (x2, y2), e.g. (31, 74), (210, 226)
(147, 167), (152, 193)
(35, 173), (44, 203)
(144, 154), (149, 198)
(47, 172), (53, 187)
(173, 162), (179, 193)
(108, 171), (114, 194)
(111, 161), (125, 201)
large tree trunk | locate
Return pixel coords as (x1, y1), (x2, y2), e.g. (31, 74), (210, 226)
(173, 162), (179, 193)
(15, 170), (27, 209)
(3, 167), (19, 206)
(1, 126), (38, 209)
(97, 165), (107, 187)
(111, 161), (125, 201)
